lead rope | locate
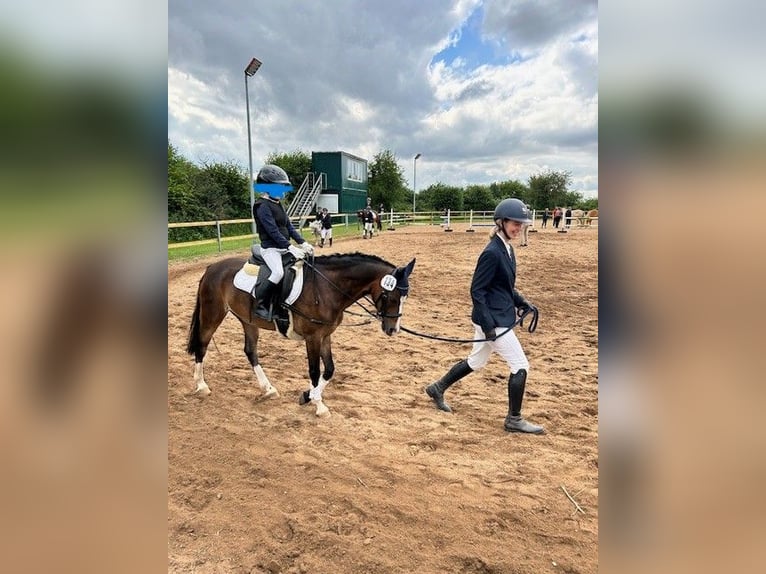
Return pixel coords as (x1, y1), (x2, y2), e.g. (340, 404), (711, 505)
(399, 306), (538, 344)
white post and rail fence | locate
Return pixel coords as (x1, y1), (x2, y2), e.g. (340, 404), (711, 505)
(168, 210), (597, 251)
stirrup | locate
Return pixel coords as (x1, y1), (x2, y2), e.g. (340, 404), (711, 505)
(254, 304), (273, 321)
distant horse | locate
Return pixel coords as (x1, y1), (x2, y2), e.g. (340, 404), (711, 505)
(308, 219), (322, 245)
(585, 209), (598, 226)
(187, 253), (416, 417)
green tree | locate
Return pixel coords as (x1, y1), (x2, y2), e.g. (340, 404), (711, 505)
(581, 197), (599, 211)
(368, 149), (407, 210)
(489, 180), (528, 203)
(527, 170), (572, 209)
(419, 182), (463, 212)
(168, 141), (202, 222)
(195, 161), (250, 219)
(463, 184), (496, 212)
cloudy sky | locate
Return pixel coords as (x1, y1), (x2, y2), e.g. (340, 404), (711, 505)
(169, 0), (597, 197)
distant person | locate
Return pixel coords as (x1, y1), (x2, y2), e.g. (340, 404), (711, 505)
(378, 203), (384, 231)
(565, 207), (572, 229)
(553, 207), (562, 228)
(542, 208), (549, 228)
(362, 208), (375, 239)
(520, 204), (531, 246)
(317, 207), (333, 247)
(424, 198), (544, 434)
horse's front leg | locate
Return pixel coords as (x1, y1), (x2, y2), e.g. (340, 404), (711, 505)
(298, 335), (333, 417)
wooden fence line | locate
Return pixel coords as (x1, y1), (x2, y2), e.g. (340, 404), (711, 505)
(167, 210), (596, 251)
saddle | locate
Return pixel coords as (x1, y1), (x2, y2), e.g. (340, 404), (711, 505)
(247, 245), (299, 334)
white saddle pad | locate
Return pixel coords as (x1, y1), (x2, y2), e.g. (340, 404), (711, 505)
(233, 261), (304, 305)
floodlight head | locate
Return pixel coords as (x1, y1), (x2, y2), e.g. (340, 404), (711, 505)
(245, 58), (262, 76)
(414, 153), (421, 160)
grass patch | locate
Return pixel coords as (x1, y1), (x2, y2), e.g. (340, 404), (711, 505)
(168, 223), (371, 261)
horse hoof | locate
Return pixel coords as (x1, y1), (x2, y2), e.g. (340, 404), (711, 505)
(315, 403), (330, 417)
(298, 390), (311, 405)
(195, 384), (211, 397)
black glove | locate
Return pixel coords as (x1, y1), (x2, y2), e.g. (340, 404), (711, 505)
(483, 329), (497, 341)
(517, 300), (538, 316)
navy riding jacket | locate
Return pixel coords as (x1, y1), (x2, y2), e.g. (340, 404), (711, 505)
(470, 233), (527, 335)
(253, 197), (305, 249)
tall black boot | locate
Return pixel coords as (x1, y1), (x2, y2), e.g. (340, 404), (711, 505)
(504, 369), (544, 434)
(425, 360), (473, 412)
(253, 280), (278, 321)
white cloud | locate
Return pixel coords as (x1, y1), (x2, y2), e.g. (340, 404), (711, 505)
(168, 0), (598, 197)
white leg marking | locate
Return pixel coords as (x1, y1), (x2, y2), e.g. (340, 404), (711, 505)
(309, 376), (331, 417)
(194, 362), (211, 396)
(313, 399), (330, 417)
(254, 364), (279, 398)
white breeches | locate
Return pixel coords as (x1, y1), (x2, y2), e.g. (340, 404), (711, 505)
(466, 322), (530, 374)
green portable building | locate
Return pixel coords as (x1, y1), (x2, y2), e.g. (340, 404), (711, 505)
(311, 151), (368, 213)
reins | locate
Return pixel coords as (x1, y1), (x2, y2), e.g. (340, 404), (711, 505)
(282, 256), (400, 324)
(399, 306), (539, 344)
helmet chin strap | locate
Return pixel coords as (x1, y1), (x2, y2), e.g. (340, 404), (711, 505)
(498, 220), (511, 241)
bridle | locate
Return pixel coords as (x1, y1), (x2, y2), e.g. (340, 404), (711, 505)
(370, 281), (408, 320)
(284, 258), (406, 324)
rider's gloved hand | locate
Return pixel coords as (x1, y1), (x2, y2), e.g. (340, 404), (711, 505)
(288, 245), (306, 259)
(483, 329), (497, 341)
(517, 300), (537, 316)
(300, 242), (314, 256)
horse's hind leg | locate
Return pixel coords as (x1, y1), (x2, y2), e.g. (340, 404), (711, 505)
(242, 322), (279, 399)
(188, 286), (227, 396)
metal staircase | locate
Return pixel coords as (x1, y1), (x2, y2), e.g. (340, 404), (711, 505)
(287, 172), (326, 229)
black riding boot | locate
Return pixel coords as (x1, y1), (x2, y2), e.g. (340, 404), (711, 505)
(253, 280), (278, 321)
(425, 360), (473, 412)
(504, 369), (544, 434)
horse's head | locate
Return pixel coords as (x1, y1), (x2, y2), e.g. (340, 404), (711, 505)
(373, 258), (416, 336)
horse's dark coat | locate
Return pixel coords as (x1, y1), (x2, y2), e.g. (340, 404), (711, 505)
(187, 253), (415, 412)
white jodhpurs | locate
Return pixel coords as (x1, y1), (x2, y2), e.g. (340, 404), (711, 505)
(465, 322), (530, 374)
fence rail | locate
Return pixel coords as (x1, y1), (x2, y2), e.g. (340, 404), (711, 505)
(167, 210), (597, 251)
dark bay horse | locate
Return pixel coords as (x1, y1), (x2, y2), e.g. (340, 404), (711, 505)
(187, 253), (416, 417)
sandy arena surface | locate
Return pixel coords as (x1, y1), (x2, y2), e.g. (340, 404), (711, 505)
(168, 222), (598, 574)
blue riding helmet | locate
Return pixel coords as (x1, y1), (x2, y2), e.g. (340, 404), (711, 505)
(494, 198), (532, 224)
(254, 164), (292, 199)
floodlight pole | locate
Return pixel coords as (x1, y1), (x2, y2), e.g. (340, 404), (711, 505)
(413, 153), (421, 216)
(244, 57), (262, 235)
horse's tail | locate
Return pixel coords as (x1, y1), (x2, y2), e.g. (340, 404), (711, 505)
(187, 280), (203, 356)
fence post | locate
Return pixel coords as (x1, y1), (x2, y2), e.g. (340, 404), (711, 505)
(216, 220), (222, 252)
(466, 210), (475, 232)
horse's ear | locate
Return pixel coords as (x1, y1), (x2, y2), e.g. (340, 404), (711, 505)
(403, 258), (416, 277)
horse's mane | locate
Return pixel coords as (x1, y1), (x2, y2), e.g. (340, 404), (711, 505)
(312, 252), (394, 270)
